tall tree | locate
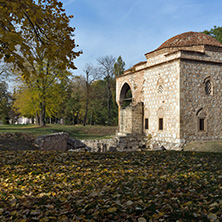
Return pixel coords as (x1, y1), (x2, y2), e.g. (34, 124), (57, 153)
(114, 56), (125, 77)
(202, 26), (222, 43)
(1, 0), (81, 78)
(1, 0), (81, 126)
(62, 76), (85, 125)
(97, 55), (116, 125)
(14, 66), (71, 126)
(90, 80), (108, 125)
(83, 63), (99, 126)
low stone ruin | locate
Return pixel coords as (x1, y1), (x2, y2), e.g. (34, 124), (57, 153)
(67, 138), (118, 152)
(36, 132), (69, 151)
(36, 132), (183, 152)
(36, 132), (150, 152)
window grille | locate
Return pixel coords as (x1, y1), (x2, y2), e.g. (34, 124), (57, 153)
(205, 80), (212, 95)
(158, 85), (163, 94)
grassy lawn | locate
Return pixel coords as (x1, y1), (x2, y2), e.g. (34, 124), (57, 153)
(0, 124), (117, 139)
(0, 151), (221, 221)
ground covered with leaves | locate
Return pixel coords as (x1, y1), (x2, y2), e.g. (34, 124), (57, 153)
(0, 133), (37, 151)
(0, 151), (221, 222)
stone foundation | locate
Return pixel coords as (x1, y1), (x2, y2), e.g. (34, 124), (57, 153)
(116, 135), (148, 151)
(150, 140), (184, 151)
(36, 132), (184, 152)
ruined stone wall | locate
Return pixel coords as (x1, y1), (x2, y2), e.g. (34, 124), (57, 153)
(36, 132), (69, 151)
(180, 50), (222, 142)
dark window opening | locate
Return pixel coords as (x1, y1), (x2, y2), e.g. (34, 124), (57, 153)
(159, 118), (163, 130)
(120, 83), (132, 108)
(199, 118), (205, 131)
(145, 118), (149, 129)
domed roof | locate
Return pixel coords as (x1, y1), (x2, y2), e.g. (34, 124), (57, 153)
(157, 31), (222, 50)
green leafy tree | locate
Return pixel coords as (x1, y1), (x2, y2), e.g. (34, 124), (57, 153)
(202, 26), (222, 43)
(82, 63), (100, 126)
(114, 56), (125, 77)
(62, 76), (85, 125)
(97, 55), (116, 125)
(90, 80), (108, 125)
(14, 65), (71, 126)
(0, 81), (11, 124)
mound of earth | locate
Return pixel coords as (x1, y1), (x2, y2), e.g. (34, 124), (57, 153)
(0, 133), (38, 151)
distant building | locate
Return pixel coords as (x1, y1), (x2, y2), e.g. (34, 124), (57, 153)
(116, 32), (222, 150)
(13, 117), (32, 125)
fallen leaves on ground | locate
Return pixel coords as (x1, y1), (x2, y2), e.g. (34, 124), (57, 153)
(0, 151), (221, 221)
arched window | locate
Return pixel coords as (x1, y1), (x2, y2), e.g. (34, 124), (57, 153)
(205, 80), (212, 95)
(120, 83), (132, 108)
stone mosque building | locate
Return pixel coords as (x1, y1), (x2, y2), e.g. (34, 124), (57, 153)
(116, 32), (222, 150)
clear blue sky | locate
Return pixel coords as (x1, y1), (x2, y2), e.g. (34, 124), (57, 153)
(61, 0), (222, 74)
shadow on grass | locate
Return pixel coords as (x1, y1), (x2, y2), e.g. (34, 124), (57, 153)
(0, 124), (117, 139)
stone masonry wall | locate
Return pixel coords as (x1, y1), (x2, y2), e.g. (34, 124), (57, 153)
(116, 54), (181, 148)
(36, 132), (69, 151)
(143, 60), (181, 145)
(119, 105), (133, 134)
(131, 102), (144, 135)
(119, 102), (144, 135)
(180, 50), (222, 142)
(116, 71), (144, 106)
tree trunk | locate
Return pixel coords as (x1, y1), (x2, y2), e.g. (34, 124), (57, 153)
(83, 96), (89, 126)
(90, 112), (93, 125)
(77, 113), (79, 124)
(35, 112), (40, 126)
(83, 79), (90, 126)
(39, 101), (46, 127)
(107, 77), (112, 125)
(73, 114), (75, 125)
